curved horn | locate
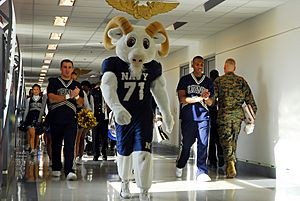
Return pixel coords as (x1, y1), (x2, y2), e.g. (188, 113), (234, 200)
(103, 16), (133, 50)
(145, 21), (169, 57)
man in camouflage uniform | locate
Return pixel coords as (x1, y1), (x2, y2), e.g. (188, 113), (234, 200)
(214, 58), (257, 178)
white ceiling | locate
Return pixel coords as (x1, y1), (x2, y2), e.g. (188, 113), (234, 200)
(8, 0), (289, 87)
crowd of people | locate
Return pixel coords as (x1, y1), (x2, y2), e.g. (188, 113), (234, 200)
(22, 56), (257, 196)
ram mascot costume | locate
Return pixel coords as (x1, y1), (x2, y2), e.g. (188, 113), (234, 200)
(101, 16), (174, 200)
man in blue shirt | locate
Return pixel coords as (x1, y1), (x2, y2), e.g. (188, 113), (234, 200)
(176, 56), (214, 182)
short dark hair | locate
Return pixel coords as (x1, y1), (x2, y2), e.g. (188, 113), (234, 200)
(60, 59), (73, 68)
(32, 84), (41, 90)
(192, 56), (204, 63)
(210, 69), (219, 81)
(71, 71), (77, 75)
(81, 80), (91, 88)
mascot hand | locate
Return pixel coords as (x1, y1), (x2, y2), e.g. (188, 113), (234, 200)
(163, 114), (174, 133)
(113, 104), (132, 125)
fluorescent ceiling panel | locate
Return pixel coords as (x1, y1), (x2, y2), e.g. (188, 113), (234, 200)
(58, 0), (75, 7)
(47, 44), (58, 50)
(43, 60), (51, 64)
(53, 16), (68, 26)
(50, 33), (62, 40)
(45, 53), (54, 58)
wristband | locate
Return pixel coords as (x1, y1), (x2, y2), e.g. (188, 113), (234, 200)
(195, 97), (202, 102)
(75, 95), (80, 100)
(65, 94), (70, 100)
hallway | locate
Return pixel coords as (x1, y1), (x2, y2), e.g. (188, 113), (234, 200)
(2, 144), (299, 201)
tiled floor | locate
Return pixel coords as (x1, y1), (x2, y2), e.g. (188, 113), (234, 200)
(2, 144), (300, 201)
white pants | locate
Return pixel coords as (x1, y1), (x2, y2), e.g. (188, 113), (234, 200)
(117, 151), (153, 190)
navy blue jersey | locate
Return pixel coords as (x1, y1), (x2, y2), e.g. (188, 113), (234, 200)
(102, 57), (161, 115)
(102, 57), (162, 155)
(47, 77), (84, 124)
(25, 96), (43, 124)
(177, 74), (214, 121)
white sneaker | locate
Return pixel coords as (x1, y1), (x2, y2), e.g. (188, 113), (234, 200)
(196, 173), (211, 182)
(52, 171), (61, 177)
(120, 181), (131, 199)
(176, 168), (183, 178)
(139, 189), (150, 201)
(66, 172), (77, 181)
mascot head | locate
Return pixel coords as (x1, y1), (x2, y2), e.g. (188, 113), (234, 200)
(103, 16), (169, 79)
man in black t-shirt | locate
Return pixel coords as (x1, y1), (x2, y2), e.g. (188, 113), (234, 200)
(47, 59), (84, 181)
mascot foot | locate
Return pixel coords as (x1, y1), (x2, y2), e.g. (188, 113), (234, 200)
(139, 189), (150, 201)
(120, 181), (131, 199)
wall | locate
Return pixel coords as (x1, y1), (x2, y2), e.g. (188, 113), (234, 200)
(208, 0), (300, 171)
(162, 0), (300, 179)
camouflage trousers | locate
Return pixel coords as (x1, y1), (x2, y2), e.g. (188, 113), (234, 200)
(217, 119), (242, 163)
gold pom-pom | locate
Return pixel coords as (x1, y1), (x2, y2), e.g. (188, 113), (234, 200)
(77, 108), (98, 129)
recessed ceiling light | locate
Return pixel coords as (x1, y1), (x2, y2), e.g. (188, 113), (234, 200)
(41, 69), (48, 73)
(40, 73), (46, 77)
(58, 0), (75, 7)
(42, 65), (49, 69)
(45, 53), (54, 58)
(54, 16), (68, 26)
(43, 60), (51, 64)
(50, 33), (62, 40)
(47, 44), (58, 50)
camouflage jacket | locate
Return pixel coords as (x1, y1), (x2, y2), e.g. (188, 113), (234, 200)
(214, 72), (257, 121)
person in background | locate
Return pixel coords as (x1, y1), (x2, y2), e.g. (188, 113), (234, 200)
(47, 59), (84, 181)
(74, 80), (94, 164)
(91, 76), (109, 161)
(71, 71), (78, 81)
(27, 88), (33, 99)
(207, 69), (224, 169)
(23, 84), (43, 157)
(214, 58), (257, 178)
(175, 56), (214, 182)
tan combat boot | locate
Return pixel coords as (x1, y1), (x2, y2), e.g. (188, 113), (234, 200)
(226, 160), (237, 178)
